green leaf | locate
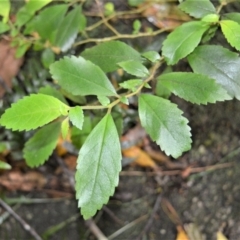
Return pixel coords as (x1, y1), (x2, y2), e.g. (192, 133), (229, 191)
(25, 0), (52, 14)
(97, 96), (110, 106)
(179, 0), (216, 19)
(41, 48), (55, 68)
(201, 13), (219, 23)
(128, 0), (144, 6)
(15, 42), (31, 58)
(159, 72), (231, 104)
(118, 60), (149, 78)
(60, 89), (86, 105)
(162, 21), (210, 65)
(119, 79), (143, 91)
(69, 106), (84, 130)
(0, 94), (69, 131)
(220, 20), (240, 51)
(0, 21), (10, 34)
(120, 96), (129, 105)
(50, 56), (116, 96)
(201, 26), (218, 43)
(81, 41), (142, 73)
(142, 51), (161, 63)
(0, 0), (10, 23)
(139, 94), (192, 158)
(0, 160), (11, 170)
(104, 2), (115, 16)
(38, 86), (68, 105)
(54, 6), (82, 52)
(133, 20), (141, 34)
(29, 4), (68, 43)
(222, 13), (240, 24)
(188, 45), (240, 99)
(61, 118), (69, 139)
(23, 121), (61, 167)
(75, 114), (121, 219)
(15, 7), (33, 27)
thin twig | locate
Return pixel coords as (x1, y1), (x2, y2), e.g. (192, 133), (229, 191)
(136, 194), (162, 240)
(108, 214), (148, 240)
(103, 206), (124, 225)
(85, 218), (108, 240)
(0, 199), (42, 240)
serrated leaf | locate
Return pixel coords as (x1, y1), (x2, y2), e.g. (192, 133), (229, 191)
(81, 41), (142, 73)
(97, 95), (110, 106)
(41, 48), (55, 69)
(69, 106), (84, 130)
(25, 0), (52, 14)
(162, 21), (210, 65)
(220, 20), (240, 51)
(0, 94), (69, 131)
(29, 5), (68, 43)
(118, 60), (149, 78)
(54, 6), (82, 52)
(75, 114), (121, 219)
(188, 45), (240, 99)
(159, 72), (231, 104)
(61, 118), (69, 139)
(0, 160), (11, 170)
(179, 0), (216, 19)
(23, 121), (61, 167)
(50, 56), (116, 96)
(0, 21), (10, 34)
(38, 86), (68, 105)
(142, 51), (161, 63)
(0, 0), (10, 23)
(120, 79), (143, 91)
(222, 13), (240, 24)
(139, 94), (192, 158)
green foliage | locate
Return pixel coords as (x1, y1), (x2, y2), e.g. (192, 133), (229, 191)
(49, 56), (117, 96)
(159, 72), (231, 104)
(23, 121), (61, 167)
(162, 21), (210, 65)
(0, 161), (11, 170)
(81, 41), (142, 72)
(75, 114), (121, 219)
(1, 0), (240, 220)
(220, 20), (240, 51)
(69, 106), (84, 130)
(0, 94), (69, 131)
(179, 0), (216, 19)
(118, 60), (149, 77)
(188, 45), (240, 99)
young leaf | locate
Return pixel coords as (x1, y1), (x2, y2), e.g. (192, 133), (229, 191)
(142, 51), (161, 63)
(81, 41), (142, 73)
(38, 85), (68, 105)
(0, 161), (11, 170)
(201, 14), (219, 23)
(75, 114), (121, 219)
(15, 7), (33, 27)
(23, 121), (61, 167)
(41, 48), (55, 69)
(69, 106), (84, 130)
(97, 96), (110, 106)
(0, 0), (10, 23)
(50, 56), (116, 96)
(162, 21), (210, 65)
(15, 42), (31, 58)
(25, 0), (52, 14)
(222, 13), (240, 24)
(119, 79), (143, 91)
(139, 94), (192, 158)
(0, 94), (69, 131)
(133, 20), (141, 34)
(179, 0), (216, 19)
(220, 20), (240, 51)
(61, 118), (69, 140)
(29, 5), (68, 43)
(188, 45), (240, 99)
(159, 72), (231, 104)
(0, 21), (10, 34)
(118, 60), (149, 78)
(54, 6), (83, 52)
